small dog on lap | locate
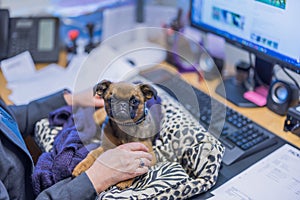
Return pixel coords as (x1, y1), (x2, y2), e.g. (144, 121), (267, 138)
(72, 80), (161, 189)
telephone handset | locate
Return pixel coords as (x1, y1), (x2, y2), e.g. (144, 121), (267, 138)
(0, 9), (60, 63)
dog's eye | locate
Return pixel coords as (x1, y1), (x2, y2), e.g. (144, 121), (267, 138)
(129, 97), (140, 106)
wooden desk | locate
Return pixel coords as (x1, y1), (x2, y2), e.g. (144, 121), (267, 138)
(1, 57), (300, 149)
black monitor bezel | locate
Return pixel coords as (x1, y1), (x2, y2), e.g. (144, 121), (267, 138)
(189, 0), (300, 74)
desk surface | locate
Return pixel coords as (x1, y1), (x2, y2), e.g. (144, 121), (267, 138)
(1, 54), (300, 149)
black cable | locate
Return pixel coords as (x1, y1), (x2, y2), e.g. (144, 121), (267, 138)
(248, 52), (263, 89)
(245, 52), (255, 91)
(249, 52), (273, 88)
(280, 65), (300, 89)
(136, 0), (144, 23)
(248, 52), (254, 68)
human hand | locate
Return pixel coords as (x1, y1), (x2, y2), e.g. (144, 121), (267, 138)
(63, 88), (104, 108)
(85, 142), (153, 193)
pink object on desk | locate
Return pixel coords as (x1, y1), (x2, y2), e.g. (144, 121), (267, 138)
(243, 86), (269, 107)
(255, 85), (269, 97)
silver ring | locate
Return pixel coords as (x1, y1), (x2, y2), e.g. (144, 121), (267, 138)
(139, 158), (145, 168)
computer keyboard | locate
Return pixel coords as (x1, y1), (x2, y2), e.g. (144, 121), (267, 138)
(139, 68), (278, 165)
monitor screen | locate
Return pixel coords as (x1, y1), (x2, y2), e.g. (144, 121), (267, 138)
(190, 0), (300, 73)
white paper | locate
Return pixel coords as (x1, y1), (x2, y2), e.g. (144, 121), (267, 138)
(0, 51), (36, 82)
(7, 64), (70, 105)
(210, 144), (300, 200)
(6, 45), (136, 105)
(6, 53), (87, 105)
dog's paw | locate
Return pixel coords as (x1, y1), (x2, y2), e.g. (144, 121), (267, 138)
(72, 158), (95, 177)
(116, 179), (134, 190)
(72, 147), (104, 177)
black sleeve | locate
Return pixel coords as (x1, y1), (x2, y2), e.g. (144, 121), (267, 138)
(7, 90), (68, 137)
(36, 172), (98, 200)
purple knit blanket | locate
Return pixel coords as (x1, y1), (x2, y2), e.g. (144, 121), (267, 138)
(32, 106), (100, 196)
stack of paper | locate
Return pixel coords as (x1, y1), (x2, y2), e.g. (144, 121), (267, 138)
(0, 46), (137, 105)
(209, 144), (300, 200)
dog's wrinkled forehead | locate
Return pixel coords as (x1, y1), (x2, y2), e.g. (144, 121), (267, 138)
(94, 80), (157, 101)
(106, 82), (143, 100)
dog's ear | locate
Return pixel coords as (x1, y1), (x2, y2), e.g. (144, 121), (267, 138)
(139, 84), (157, 100)
(93, 80), (112, 98)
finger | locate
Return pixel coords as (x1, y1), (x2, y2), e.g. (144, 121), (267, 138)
(93, 97), (104, 107)
(136, 158), (151, 168)
(118, 142), (149, 152)
(132, 151), (152, 162)
(134, 166), (149, 175)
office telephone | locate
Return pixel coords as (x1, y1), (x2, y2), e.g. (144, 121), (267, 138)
(0, 9), (60, 63)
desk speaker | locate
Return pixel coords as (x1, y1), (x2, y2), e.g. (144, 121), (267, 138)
(284, 104), (300, 136)
(267, 80), (299, 115)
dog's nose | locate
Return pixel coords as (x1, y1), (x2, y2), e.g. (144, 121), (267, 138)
(120, 102), (127, 109)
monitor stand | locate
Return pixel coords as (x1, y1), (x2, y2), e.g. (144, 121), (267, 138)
(215, 77), (257, 107)
(215, 57), (273, 108)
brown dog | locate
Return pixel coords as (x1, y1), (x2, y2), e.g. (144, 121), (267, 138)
(72, 80), (160, 189)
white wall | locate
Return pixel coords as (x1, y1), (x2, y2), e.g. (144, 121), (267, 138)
(0, 0), (52, 16)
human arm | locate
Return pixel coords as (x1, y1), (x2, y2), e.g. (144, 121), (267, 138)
(7, 88), (103, 138)
(36, 142), (152, 199)
(35, 173), (97, 200)
(8, 90), (68, 137)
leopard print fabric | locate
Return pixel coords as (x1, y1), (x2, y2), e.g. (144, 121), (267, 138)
(34, 87), (225, 199)
(34, 118), (62, 152)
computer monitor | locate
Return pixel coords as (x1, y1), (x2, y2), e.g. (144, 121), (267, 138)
(190, 0), (300, 107)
